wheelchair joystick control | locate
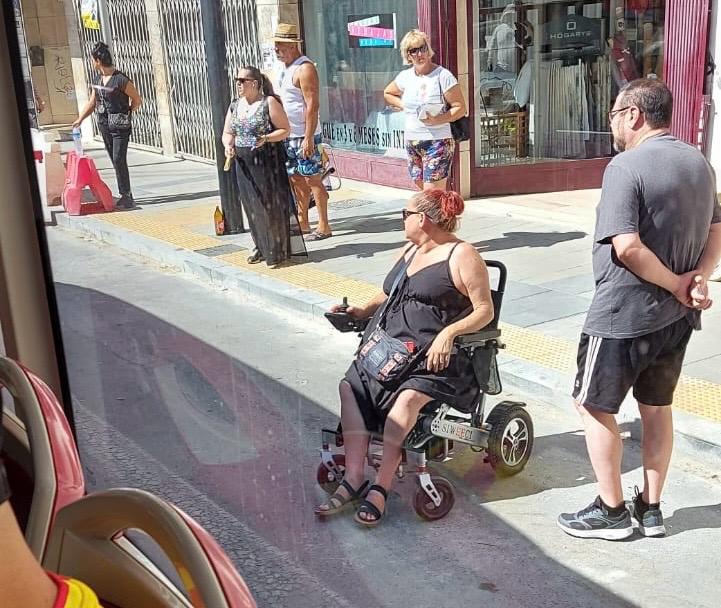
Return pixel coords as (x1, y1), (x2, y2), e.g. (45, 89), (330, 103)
(339, 296), (349, 311)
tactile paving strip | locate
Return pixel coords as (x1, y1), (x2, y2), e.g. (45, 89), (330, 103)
(97, 207), (721, 425)
(100, 210), (221, 251)
(218, 252), (380, 303)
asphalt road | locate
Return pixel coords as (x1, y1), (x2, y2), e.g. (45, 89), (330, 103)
(47, 228), (721, 608)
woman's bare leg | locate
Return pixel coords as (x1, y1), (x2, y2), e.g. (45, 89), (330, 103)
(316, 381), (369, 512)
(359, 389), (433, 521)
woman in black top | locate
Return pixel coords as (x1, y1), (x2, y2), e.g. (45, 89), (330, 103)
(314, 189), (495, 526)
(73, 42), (143, 209)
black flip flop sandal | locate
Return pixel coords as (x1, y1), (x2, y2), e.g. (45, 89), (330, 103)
(314, 479), (369, 517)
(354, 484), (388, 527)
(247, 251), (264, 264)
(304, 230), (332, 242)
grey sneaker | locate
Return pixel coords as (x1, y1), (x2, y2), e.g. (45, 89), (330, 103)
(630, 488), (666, 537)
(557, 496), (633, 540)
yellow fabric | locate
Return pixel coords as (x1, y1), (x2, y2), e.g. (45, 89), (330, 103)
(62, 577), (103, 608)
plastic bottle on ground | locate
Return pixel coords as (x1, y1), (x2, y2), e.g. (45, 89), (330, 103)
(72, 127), (83, 156)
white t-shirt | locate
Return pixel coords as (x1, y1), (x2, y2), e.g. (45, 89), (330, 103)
(394, 66), (458, 142)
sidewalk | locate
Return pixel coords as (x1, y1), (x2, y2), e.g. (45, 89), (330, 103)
(53, 145), (721, 457)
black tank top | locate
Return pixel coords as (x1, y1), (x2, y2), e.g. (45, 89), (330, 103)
(377, 243), (471, 350)
(94, 70), (131, 118)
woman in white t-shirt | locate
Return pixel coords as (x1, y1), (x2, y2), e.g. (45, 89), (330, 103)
(384, 30), (467, 191)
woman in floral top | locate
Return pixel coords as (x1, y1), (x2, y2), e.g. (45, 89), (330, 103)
(222, 66), (306, 267)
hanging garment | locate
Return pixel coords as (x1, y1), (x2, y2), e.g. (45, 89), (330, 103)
(611, 33), (639, 84)
(514, 61), (533, 108)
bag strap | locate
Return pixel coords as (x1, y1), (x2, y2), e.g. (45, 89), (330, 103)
(375, 246), (417, 328)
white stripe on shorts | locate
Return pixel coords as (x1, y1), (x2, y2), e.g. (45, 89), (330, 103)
(577, 336), (602, 405)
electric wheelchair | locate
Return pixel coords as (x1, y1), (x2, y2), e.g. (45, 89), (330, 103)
(317, 261), (534, 520)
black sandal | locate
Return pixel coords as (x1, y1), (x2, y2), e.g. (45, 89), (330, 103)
(354, 484), (388, 527)
(314, 479), (369, 517)
(247, 250), (264, 264)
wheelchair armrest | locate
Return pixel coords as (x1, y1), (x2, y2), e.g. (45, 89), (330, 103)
(455, 329), (502, 349)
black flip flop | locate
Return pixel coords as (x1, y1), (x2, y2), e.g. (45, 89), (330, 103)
(314, 479), (369, 517)
(304, 231), (332, 242)
(247, 251), (264, 264)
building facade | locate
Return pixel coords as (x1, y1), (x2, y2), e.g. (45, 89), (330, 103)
(21, 1), (717, 198)
(296, 0), (713, 197)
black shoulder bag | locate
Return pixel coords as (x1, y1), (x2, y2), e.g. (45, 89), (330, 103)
(438, 80), (470, 142)
(357, 249), (419, 384)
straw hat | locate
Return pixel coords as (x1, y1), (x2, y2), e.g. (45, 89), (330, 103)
(271, 23), (303, 43)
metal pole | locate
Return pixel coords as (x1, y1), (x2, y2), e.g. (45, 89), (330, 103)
(97, 0), (114, 53)
(198, 0), (244, 234)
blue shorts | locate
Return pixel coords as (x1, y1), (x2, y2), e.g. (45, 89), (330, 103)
(285, 134), (323, 177)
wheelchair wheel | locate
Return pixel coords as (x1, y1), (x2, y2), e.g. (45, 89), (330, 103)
(486, 402), (534, 477)
(413, 476), (455, 521)
(316, 455), (345, 494)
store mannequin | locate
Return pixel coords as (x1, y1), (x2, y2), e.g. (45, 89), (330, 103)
(486, 4), (521, 73)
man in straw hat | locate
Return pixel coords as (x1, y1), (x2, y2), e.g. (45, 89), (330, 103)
(273, 23), (332, 241)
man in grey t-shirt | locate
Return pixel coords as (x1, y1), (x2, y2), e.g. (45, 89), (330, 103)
(558, 79), (721, 541)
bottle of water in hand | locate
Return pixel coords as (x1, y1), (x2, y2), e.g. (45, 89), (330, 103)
(72, 126), (83, 156)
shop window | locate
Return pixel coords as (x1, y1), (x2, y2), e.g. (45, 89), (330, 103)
(473, 0), (665, 168)
(302, 0), (420, 157)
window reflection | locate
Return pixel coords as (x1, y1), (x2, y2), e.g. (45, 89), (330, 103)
(303, 0), (421, 157)
(474, 0), (665, 167)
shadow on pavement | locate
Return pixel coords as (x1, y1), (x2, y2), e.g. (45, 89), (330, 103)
(475, 230), (587, 252)
(665, 502), (721, 536)
(448, 425), (642, 504)
(135, 190), (220, 205)
(329, 211), (405, 235)
(55, 281), (638, 608)
(308, 240), (405, 263)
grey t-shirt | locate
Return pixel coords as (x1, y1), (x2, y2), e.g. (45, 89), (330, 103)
(584, 134), (721, 339)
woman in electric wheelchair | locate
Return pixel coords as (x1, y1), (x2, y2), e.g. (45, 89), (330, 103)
(315, 189), (495, 526)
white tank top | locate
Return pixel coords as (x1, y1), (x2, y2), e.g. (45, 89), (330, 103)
(279, 56), (322, 138)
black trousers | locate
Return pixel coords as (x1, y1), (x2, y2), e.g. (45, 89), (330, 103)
(99, 124), (132, 199)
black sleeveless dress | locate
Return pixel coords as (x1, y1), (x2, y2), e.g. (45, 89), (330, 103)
(230, 97), (306, 265)
(345, 243), (480, 433)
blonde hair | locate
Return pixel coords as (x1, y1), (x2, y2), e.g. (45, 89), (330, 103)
(399, 29), (435, 65)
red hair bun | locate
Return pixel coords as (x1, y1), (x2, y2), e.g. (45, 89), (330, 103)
(439, 191), (464, 219)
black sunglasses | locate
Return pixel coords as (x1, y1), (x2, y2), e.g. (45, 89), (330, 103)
(235, 77), (255, 85)
(407, 44), (428, 56)
(402, 209), (423, 221)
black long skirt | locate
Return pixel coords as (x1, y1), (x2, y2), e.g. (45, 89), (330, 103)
(234, 142), (306, 265)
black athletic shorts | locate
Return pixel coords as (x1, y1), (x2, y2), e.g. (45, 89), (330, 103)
(572, 316), (693, 414)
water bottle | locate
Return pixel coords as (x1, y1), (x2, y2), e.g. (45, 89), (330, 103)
(72, 126), (83, 156)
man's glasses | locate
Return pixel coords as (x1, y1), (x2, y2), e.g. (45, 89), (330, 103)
(407, 44), (428, 57)
(402, 209), (423, 221)
(608, 106), (632, 121)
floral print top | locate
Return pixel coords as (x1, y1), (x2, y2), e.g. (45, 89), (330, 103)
(231, 97), (270, 148)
